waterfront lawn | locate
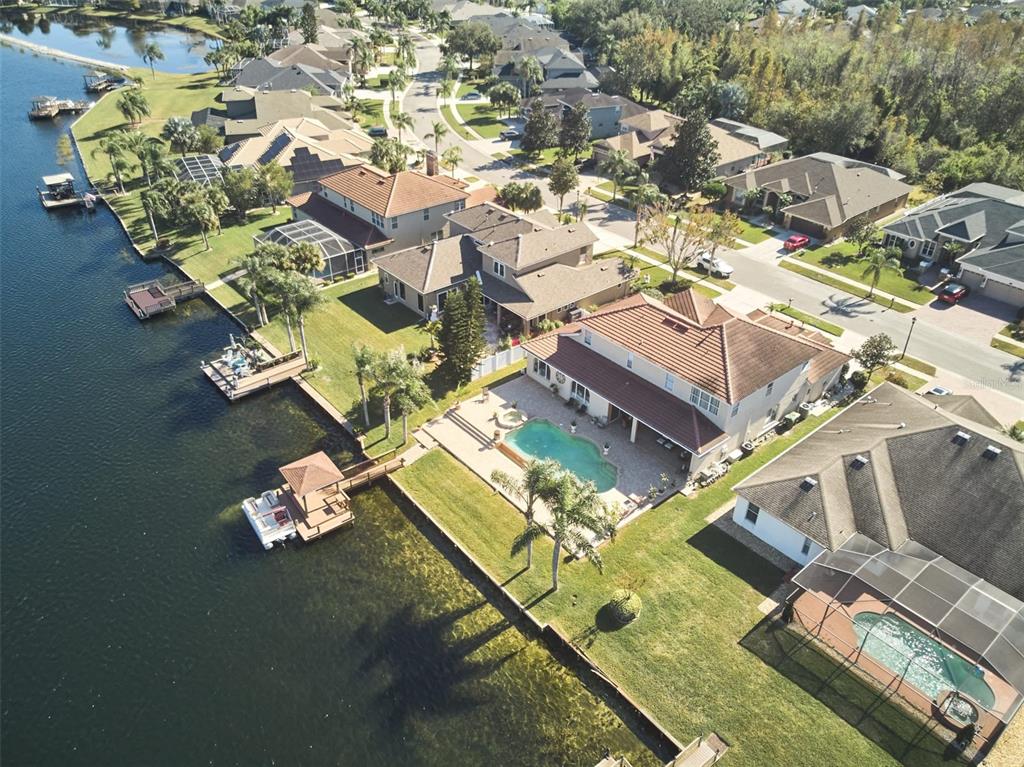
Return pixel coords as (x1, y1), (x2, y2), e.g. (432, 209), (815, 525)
(794, 242), (932, 305)
(456, 102), (505, 139)
(397, 419), (953, 767)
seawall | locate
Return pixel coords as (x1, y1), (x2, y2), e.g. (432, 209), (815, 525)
(0, 34), (129, 72)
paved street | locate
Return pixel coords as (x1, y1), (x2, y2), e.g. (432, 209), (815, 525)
(402, 35), (1024, 406)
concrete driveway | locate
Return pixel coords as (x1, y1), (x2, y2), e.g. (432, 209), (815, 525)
(915, 291), (1019, 346)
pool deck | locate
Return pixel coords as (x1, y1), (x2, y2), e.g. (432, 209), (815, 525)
(420, 375), (687, 540)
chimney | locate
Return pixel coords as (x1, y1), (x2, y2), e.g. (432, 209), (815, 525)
(425, 150), (438, 176)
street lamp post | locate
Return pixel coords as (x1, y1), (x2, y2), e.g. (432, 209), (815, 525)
(901, 316), (917, 359)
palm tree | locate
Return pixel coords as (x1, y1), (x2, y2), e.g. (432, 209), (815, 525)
(352, 345), (375, 427)
(861, 246), (902, 298)
(142, 43), (164, 79)
(351, 38), (374, 86)
(388, 66), (409, 106)
(491, 460), (559, 570)
(425, 120), (448, 157)
(394, 368), (431, 444)
(438, 78), (454, 106)
(238, 250), (278, 327)
(513, 472), (613, 591)
(180, 183), (217, 250)
(441, 145), (462, 178)
(120, 131), (163, 186)
(597, 149), (639, 203)
(140, 185), (169, 242)
(116, 88), (150, 127)
(289, 273), (325, 364)
(392, 110), (414, 143)
(91, 133), (132, 194)
(288, 241), (324, 275)
(372, 348), (412, 439)
(516, 56), (543, 98)
(630, 177), (667, 247)
(395, 33), (416, 69)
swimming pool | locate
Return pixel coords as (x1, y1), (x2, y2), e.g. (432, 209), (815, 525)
(505, 420), (617, 492)
(852, 612), (995, 708)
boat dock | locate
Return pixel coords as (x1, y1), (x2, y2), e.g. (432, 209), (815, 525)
(201, 344), (308, 400)
(29, 96), (92, 120)
(124, 278), (205, 319)
(83, 71), (128, 93)
(38, 172), (98, 210)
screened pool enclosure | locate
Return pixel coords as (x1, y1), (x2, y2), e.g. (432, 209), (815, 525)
(255, 219), (366, 280)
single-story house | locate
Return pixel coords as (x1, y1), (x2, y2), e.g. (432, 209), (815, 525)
(882, 183), (1024, 307)
(230, 57), (348, 97)
(192, 87), (353, 142)
(723, 153), (912, 240)
(521, 91), (648, 139)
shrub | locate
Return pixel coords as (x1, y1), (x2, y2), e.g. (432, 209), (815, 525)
(885, 370), (910, 388)
(607, 589), (642, 626)
(497, 335), (511, 351)
(702, 179), (727, 200)
(850, 370), (870, 390)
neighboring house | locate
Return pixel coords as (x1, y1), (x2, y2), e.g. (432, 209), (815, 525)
(268, 41), (354, 76)
(175, 154), (224, 186)
(373, 204), (634, 327)
(289, 164), (470, 257)
(493, 44), (597, 91)
(723, 153), (912, 240)
(219, 117), (373, 192)
(192, 87), (353, 142)
(882, 183), (1024, 307)
(776, 0), (815, 18)
(591, 109), (681, 166)
(230, 58), (348, 97)
(521, 91), (647, 139)
(522, 289), (849, 474)
(845, 4), (877, 23)
(432, 0), (506, 22)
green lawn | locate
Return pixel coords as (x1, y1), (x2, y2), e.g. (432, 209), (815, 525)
(396, 421), (953, 767)
(363, 74), (389, 90)
(897, 355), (937, 377)
(870, 366), (928, 391)
(456, 79), (486, 99)
(456, 102), (506, 139)
(769, 304), (845, 336)
(352, 98), (384, 127)
(634, 246), (736, 291)
(998, 323), (1024, 342)
(440, 104), (477, 142)
(794, 242), (932, 305)
(779, 261), (916, 314)
(991, 336), (1024, 359)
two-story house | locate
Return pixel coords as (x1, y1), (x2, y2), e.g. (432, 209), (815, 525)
(522, 290), (849, 474)
(287, 164), (470, 257)
(371, 203), (633, 329)
(521, 91), (648, 139)
(882, 182), (1024, 308)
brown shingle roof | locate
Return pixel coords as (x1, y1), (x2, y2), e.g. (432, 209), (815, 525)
(319, 165), (469, 217)
(525, 332), (727, 455)
(279, 451), (344, 498)
(483, 258), (633, 320)
(371, 235), (480, 293)
(478, 224), (598, 270)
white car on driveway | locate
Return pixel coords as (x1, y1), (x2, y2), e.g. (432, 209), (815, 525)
(695, 252), (734, 278)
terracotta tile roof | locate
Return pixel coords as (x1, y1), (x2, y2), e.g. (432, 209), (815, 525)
(279, 451), (344, 498)
(478, 224), (598, 270)
(746, 309), (850, 385)
(318, 165), (469, 217)
(287, 191), (392, 249)
(663, 289), (735, 326)
(576, 293), (848, 402)
(525, 332), (727, 455)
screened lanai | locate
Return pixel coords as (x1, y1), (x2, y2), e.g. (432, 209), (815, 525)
(787, 533), (1023, 746)
(255, 219), (365, 280)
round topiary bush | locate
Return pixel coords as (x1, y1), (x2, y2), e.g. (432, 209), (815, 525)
(607, 589), (642, 626)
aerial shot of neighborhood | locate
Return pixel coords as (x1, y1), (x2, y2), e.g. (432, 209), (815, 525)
(1, 0), (1023, 764)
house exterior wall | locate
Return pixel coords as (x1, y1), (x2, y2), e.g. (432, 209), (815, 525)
(318, 186), (462, 252)
(376, 269), (426, 316)
(732, 496), (823, 566)
(588, 105), (622, 139)
(714, 152), (761, 179)
(957, 267), (1024, 308)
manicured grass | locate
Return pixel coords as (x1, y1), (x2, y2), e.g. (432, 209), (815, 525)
(769, 304), (844, 336)
(440, 104), (477, 142)
(896, 355), (937, 376)
(870, 366), (928, 391)
(456, 79), (486, 99)
(794, 242), (932, 305)
(779, 261), (916, 314)
(397, 412), (952, 767)
(998, 323), (1024, 342)
(363, 74), (389, 90)
(511, 146), (593, 169)
(991, 336), (1024, 359)
(728, 214), (776, 245)
(352, 98), (384, 127)
(636, 264), (721, 298)
(456, 102), (506, 139)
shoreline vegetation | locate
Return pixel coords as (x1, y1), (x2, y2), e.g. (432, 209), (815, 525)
(0, 3), (224, 39)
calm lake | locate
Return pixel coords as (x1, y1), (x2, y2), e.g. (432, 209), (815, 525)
(0, 45), (663, 766)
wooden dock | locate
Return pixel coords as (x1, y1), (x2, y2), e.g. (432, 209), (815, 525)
(201, 349), (307, 400)
(29, 96), (91, 120)
(124, 278), (205, 319)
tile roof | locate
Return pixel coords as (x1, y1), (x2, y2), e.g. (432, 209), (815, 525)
(371, 235), (481, 294)
(287, 191), (392, 249)
(220, 117), (370, 181)
(574, 293), (847, 403)
(525, 332), (728, 455)
(478, 224), (598, 270)
(735, 383), (1024, 598)
(318, 165), (469, 217)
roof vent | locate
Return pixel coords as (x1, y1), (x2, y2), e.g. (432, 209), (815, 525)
(852, 454), (869, 468)
(953, 430), (972, 445)
(984, 445), (1002, 459)
(801, 476), (818, 490)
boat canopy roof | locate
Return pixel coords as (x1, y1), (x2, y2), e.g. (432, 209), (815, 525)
(42, 173), (75, 186)
(279, 451), (344, 498)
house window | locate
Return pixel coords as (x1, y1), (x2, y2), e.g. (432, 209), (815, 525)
(745, 502), (760, 525)
(493, 261), (506, 277)
(571, 381), (590, 403)
(664, 373), (674, 392)
(883, 233), (906, 250)
(766, 381), (774, 397)
(391, 216), (399, 230)
(454, 200), (465, 211)
(731, 403), (739, 417)
(626, 351), (634, 369)
(689, 386), (720, 416)
(423, 209), (430, 221)
(371, 212), (384, 228)
(533, 359), (550, 379)
(397, 282), (406, 299)
(584, 329), (592, 346)
(801, 537), (812, 556)
(921, 239), (937, 259)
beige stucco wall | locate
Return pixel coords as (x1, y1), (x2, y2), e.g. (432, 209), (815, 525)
(319, 186), (463, 252)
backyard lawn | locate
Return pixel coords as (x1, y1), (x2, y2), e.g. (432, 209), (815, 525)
(456, 102), (506, 139)
(794, 242), (933, 305)
(397, 425), (954, 767)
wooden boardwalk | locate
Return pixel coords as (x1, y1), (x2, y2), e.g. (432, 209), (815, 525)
(201, 351), (307, 400)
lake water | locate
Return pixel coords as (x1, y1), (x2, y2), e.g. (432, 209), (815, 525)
(0, 47), (663, 766)
(1, 9), (213, 72)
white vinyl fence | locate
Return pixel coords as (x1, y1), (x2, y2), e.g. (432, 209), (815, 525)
(471, 345), (525, 381)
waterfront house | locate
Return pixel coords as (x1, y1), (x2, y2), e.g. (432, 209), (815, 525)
(229, 57), (348, 97)
(881, 183), (1024, 308)
(175, 154), (224, 185)
(288, 164), (470, 257)
(256, 218), (368, 280)
(731, 383), (1024, 747)
(192, 87), (353, 142)
(522, 290), (848, 473)
(722, 153), (912, 240)
(219, 117), (372, 192)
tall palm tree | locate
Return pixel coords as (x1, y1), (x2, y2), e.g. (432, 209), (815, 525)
(388, 66), (409, 106)
(438, 78), (454, 106)
(441, 145), (462, 178)
(597, 149), (639, 203)
(394, 368), (431, 444)
(371, 348), (412, 439)
(91, 133), (132, 194)
(491, 460), (560, 570)
(140, 185), (169, 242)
(238, 251), (278, 327)
(142, 43), (164, 79)
(395, 33), (416, 69)
(516, 56), (543, 98)
(351, 37), (374, 86)
(513, 472), (613, 591)
(392, 110), (414, 143)
(289, 273), (325, 364)
(352, 345), (375, 427)
(630, 177), (666, 247)
(861, 246), (902, 298)
(119, 131), (163, 186)
(425, 120), (448, 157)
(116, 88), (150, 127)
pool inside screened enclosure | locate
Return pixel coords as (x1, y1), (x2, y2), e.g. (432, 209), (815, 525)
(505, 420), (618, 492)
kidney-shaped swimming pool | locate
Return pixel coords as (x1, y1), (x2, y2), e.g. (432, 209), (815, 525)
(506, 420), (617, 492)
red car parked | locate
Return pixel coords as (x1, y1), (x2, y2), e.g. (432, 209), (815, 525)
(783, 234), (810, 251)
(938, 283), (970, 304)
